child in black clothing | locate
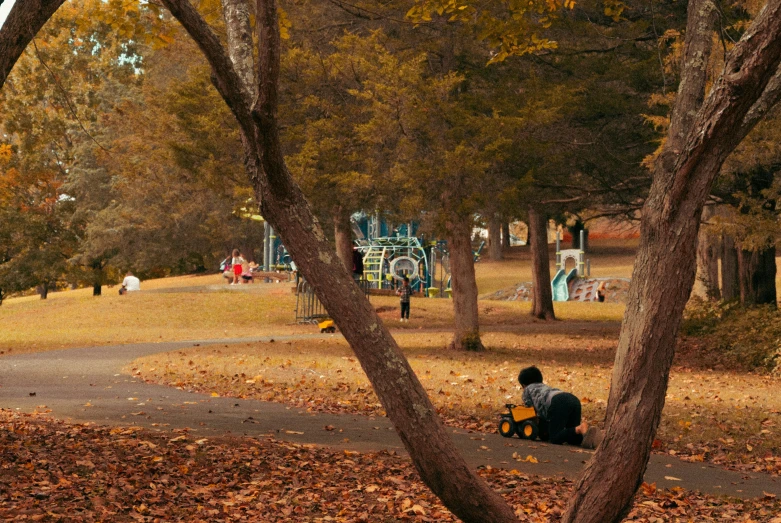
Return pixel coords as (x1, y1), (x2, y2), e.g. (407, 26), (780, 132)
(519, 366), (601, 448)
(396, 276), (412, 322)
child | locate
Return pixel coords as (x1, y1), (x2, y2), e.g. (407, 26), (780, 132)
(518, 366), (601, 449)
(396, 276), (412, 322)
(230, 249), (245, 285)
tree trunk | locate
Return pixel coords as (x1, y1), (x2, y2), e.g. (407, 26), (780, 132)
(333, 208), (354, 272)
(93, 282), (102, 296)
(502, 222), (511, 248)
(488, 218), (502, 260)
(529, 206), (555, 320)
(220, 0), (257, 100)
(40, 282), (49, 300)
(446, 217), (485, 351)
(738, 246), (778, 306)
(721, 233), (740, 301)
(157, 1), (515, 521)
(564, 0), (781, 519)
(696, 206), (720, 300)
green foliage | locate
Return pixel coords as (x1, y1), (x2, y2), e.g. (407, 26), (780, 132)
(682, 297), (781, 373)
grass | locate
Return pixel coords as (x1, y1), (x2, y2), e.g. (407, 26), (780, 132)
(0, 274), (306, 354)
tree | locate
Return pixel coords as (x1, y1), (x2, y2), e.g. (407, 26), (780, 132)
(528, 206), (555, 319)
(565, 0), (781, 519)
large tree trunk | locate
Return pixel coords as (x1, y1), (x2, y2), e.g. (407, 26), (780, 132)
(502, 222), (511, 248)
(39, 282), (49, 300)
(696, 205), (720, 300)
(564, 0), (781, 520)
(157, 1), (514, 521)
(529, 206), (555, 320)
(721, 233), (740, 300)
(738, 246), (778, 306)
(447, 217), (485, 351)
(488, 218), (502, 260)
(333, 207), (354, 272)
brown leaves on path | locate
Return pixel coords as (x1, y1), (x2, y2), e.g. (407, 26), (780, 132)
(2, 410), (780, 522)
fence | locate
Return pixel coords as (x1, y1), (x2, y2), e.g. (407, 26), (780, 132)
(295, 277), (371, 324)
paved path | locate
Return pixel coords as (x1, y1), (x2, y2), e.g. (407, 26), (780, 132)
(1, 336), (779, 499)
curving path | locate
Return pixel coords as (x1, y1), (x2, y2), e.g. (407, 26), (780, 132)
(1, 335), (779, 499)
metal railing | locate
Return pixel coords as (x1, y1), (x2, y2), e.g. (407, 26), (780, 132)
(295, 277), (371, 324)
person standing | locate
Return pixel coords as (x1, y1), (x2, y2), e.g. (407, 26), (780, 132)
(352, 247), (364, 282)
(231, 249), (245, 285)
(396, 276), (412, 322)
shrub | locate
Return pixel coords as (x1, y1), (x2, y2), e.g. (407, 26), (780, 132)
(681, 297), (781, 373)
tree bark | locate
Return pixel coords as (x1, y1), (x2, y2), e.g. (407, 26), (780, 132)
(333, 208), (354, 272)
(0, 0), (66, 89)
(529, 206), (555, 320)
(488, 217), (502, 260)
(721, 233), (740, 301)
(738, 246), (778, 306)
(564, 0), (781, 520)
(447, 217), (485, 351)
(220, 0), (256, 101)
(696, 205), (720, 300)
(158, 0), (515, 521)
(502, 222), (511, 248)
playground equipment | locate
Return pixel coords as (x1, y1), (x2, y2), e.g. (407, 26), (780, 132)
(552, 230), (591, 302)
(498, 404), (540, 440)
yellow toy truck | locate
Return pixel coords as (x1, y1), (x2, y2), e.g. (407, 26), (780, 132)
(499, 403), (540, 440)
(318, 319), (337, 333)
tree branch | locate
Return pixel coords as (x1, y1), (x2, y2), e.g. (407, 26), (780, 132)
(0, 0), (66, 89)
(158, 0), (254, 138)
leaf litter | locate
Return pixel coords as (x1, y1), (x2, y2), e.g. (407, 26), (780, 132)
(2, 410), (779, 522)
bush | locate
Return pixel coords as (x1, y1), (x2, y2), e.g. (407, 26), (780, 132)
(681, 297), (781, 373)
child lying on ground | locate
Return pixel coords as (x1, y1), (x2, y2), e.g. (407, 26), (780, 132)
(519, 366), (601, 449)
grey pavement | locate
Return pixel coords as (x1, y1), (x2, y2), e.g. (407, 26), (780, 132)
(1, 336), (779, 499)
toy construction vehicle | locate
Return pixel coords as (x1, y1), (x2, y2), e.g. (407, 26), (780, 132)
(318, 319), (337, 333)
(499, 403), (539, 440)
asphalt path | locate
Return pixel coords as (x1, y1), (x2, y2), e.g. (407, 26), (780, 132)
(1, 335), (779, 499)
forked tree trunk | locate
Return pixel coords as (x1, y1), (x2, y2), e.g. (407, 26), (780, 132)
(696, 206), (720, 300)
(502, 222), (511, 248)
(157, 1), (514, 521)
(333, 208), (354, 272)
(529, 206), (555, 320)
(738, 246), (778, 306)
(488, 218), (502, 260)
(721, 233), (740, 300)
(564, 0), (781, 519)
(447, 217), (485, 351)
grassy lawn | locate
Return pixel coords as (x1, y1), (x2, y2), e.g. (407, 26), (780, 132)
(0, 274), (305, 354)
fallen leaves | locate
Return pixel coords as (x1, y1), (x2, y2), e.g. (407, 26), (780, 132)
(2, 410), (780, 522)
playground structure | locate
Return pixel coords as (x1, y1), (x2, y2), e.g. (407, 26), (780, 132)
(552, 229), (593, 302)
(353, 213), (458, 297)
